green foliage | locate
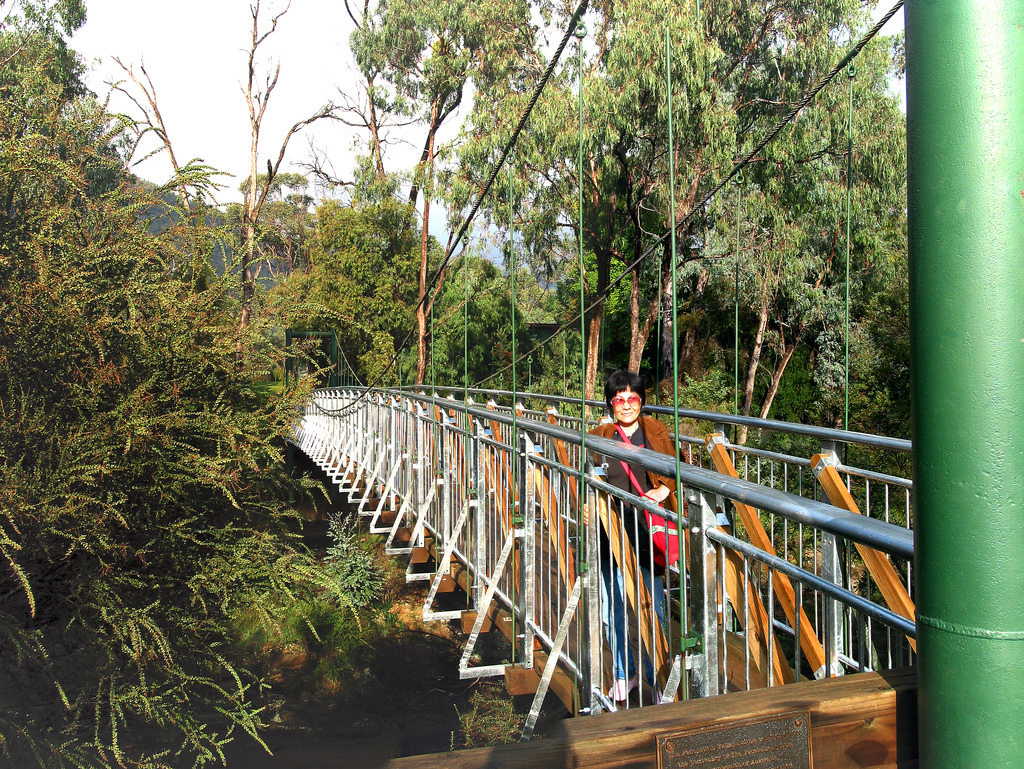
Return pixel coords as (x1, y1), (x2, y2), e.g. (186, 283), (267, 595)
(224, 174), (314, 284)
(0, 0), (87, 100)
(231, 517), (391, 692)
(322, 517), (383, 607)
(453, 681), (524, 749)
(424, 254), (528, 389)
(698, 8), (907, 431)
(273, 198), (421, 384)
(0, 15), (346, 766)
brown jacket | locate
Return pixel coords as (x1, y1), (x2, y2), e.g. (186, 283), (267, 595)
(589, 415), (683, 513)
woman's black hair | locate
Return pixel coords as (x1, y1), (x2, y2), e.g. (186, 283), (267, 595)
(604, 369), (646, 411)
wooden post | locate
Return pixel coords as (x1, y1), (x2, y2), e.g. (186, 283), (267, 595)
(707, 435), (827, 677)
(811, 454), (916, 652)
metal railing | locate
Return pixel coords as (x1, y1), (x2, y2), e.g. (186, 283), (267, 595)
(290, 386), (916, 736)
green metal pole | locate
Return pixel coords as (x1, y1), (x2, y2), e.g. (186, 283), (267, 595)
(655, 250), (662, 406)
(509, 155), (518, 521)
(508, 151), (520, 654)
(733, 172), (743, 417)
(844, 64), (855, 432)
(284, 327), (292, 391)
(562, 331), (567, 398)
(430, 294), (435, 392)
(575, 20), (587, 569)
(666, 29), (685, 668)
(464, 253), (470, 399)
(464, 250), (470, 490)
(907, 1), (1024, 766)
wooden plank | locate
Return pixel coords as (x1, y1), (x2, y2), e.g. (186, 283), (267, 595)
(812, 456), (917, 653)
(392, 528), (412, 546)
(707, 436), (828, 676)
(534, 463), (576, 588)
(545, 411), (581, 514)
(723, 631), (768, 691)
(409, 546), (432, 565)
(504, 665), (542, 696)
(486, 402), (518, 534)
(461, 608), (495, 634)
(387, 669), (918, 769)
(437, 573), (458, 593)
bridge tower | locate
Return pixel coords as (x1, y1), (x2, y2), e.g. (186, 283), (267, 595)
(906, 1), (1024, 765)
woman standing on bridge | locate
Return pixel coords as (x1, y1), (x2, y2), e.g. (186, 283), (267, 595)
(587, 369), (680, 704)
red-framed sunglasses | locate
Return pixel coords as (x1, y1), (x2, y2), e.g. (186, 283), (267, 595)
(610, 394), (641, 408)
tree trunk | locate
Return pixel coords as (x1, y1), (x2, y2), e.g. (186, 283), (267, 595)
(678, 266), (709, 377)
(759, 341), (798, 421)
(737, 301), (770, 445)
(367, 75), (386, 178)
(659, 278), (673, 375)
(415, 194), (431, 384)
(585, 304), (603, 403)
(627, 263), (643, 371)
(628, 261), (665, 373)
(412, 97), (442, 385)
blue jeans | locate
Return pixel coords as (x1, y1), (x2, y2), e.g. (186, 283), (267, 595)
(599, 545), (666, 684)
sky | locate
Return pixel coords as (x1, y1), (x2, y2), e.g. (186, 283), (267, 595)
(72, 1), (366, 205)
(71, 1), (905, 210)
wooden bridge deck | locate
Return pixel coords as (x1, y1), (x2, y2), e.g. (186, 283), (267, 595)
(388, 668), (918, 769)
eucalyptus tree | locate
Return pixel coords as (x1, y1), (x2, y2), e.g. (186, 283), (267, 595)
(455, 0), (734, 396)
(110, 0), (336, 344)
(701, 10), (907, 439)
(227, 171), (314, 282)
(456, 0), (905, 418)
(236, 1), (336, 343)
(346, 0), (541, 384)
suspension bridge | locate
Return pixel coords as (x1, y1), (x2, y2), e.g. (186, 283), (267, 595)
(290, 388), (918, 766)
(284, 1), (1022, 766)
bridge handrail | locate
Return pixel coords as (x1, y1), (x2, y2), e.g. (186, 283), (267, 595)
(295, 386), (917, 716)
(705, 527), (917, 638)
(378, 389), (914, 561)
(387, 385), (913, 454)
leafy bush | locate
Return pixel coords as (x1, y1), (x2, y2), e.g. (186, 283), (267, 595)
(454, 681), (524, 749)
(230, 517), (392, 691)
(0, 10), (332, 766)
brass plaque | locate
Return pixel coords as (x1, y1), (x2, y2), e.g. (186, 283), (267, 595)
(657, 710), (811, 769)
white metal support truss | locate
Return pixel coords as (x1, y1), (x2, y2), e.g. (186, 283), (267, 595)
(422, 499), (474, 618)
(459, 526), (521, 680)
(386, 470), (434, 555)
(520, 577), (582, 741)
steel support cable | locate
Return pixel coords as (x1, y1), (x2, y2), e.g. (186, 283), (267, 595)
(306, 0), (591, 417)
(844, 64), (856, 431)
(508, 152), (519, 650)
(470, 0), (902, 391)
(665, 27), (686, 680)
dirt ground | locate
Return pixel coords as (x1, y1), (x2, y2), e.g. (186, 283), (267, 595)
(219, 459), (568, 768)
(220, 567), (567, 768)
